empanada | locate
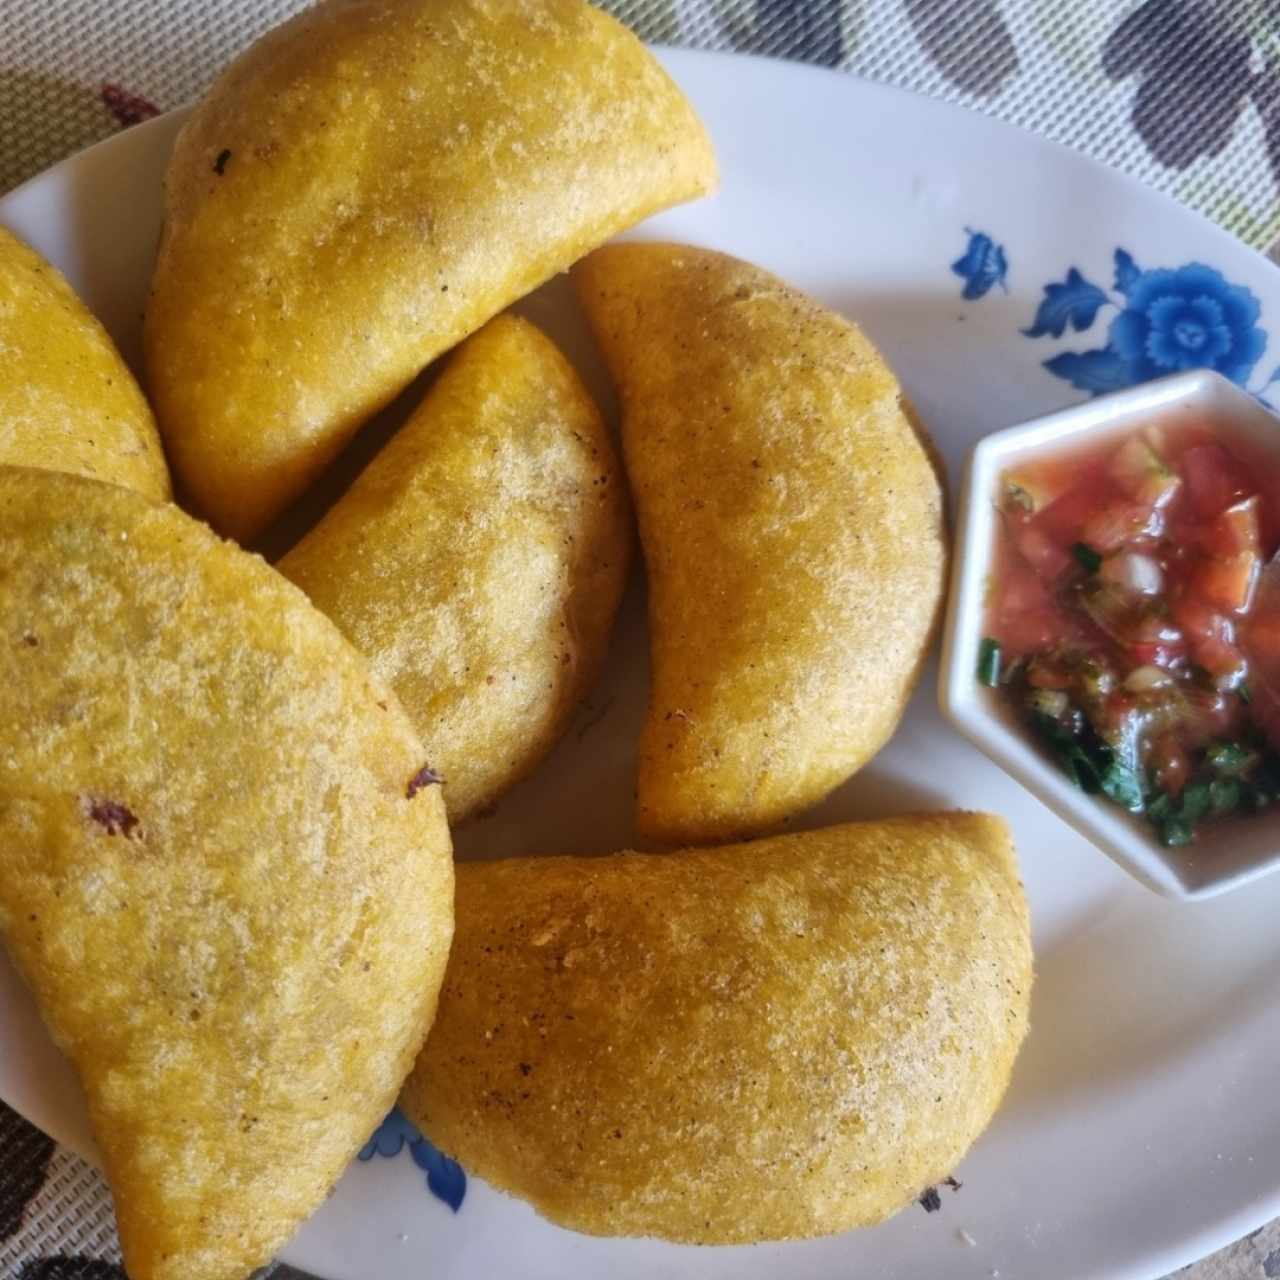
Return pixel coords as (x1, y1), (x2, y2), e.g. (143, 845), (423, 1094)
(280, 315), (630, 823)
(0, 226), (169, 499)
(0, 469), (453, 1280)
(575, 243), (948, 843)
(403, 813), (1030, 1242)
(145, 0), (716, 541)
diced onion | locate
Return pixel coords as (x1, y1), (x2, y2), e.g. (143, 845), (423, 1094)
(1100, 550), (1164, 596)
(1027, 688), (1070, 718)
(1124, 664), (1173, 692)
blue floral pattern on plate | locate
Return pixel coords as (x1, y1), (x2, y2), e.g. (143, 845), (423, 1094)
(358, 1108), (467, 1213)
(951, 228), (1008, 300)
(953, 230), (1280, 404)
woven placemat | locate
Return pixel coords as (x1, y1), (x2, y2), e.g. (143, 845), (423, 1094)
(1, 2), (1278, 1277)
(3, 0), (1280, 251)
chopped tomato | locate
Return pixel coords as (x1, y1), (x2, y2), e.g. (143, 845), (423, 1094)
(998, 557), (1053, 613)
(1205, 496), (1262, 557)
(1191, 498), (1263, 613)
(1035, 484), (1108, 545)
(1172, 595), (1224, 643)
(1080, 499), (1161, 553)
(993, 560), (1066, 654)
(997, 605), (1067, 655)
(1192, 553), (1260, 614)
(1002, 457), (1077, 515)
(1240, 557), (1280, 747)
(1244, 611), (1280, 662)
(1011, 521), (1074, 582)
(1107, 436), (1181, 509)
(1181, 444), (1252, 518)
(1198, 637), (1246, 685)
(1242, 561), (1280, 664)
(1183, 606), (1247, 684)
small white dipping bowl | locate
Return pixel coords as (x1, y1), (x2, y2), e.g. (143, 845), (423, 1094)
(940, 368), (1280, 901)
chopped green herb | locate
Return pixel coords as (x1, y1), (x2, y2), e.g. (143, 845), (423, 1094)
(1146, 792), (1174, 823)
(1160, 816), (1194, 847)
(1205, 741), (1259, 777)
(977, 637), (1002, 688)
(1072, 542), (1102, 573)
(1209, 777), (1242, 815)
(1067, 753), (1104, 793)
(1239, 682), (1252, 705)
(1180, 781), (1212, 823)
(1100, 758), (1144, 813)
(1029, 711), (1107, 794)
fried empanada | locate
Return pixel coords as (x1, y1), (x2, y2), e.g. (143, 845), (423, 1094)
(145, 0), (717, 542)
(0, 469), (453, 1280)
(575, 243), (948, 844)
(0, 226), (169, 499)
(280, 315), (629, 824)
(403, 812), (1031, 1243)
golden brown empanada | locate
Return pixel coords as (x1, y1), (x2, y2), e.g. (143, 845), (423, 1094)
(145, 0), (716, 541)
(280, 314), (630, 823)
(404, 813), (1030, 1243)
(575, 243), (948, 844)
(0, 226), (169, 498)
(0, 468), (453, 1280)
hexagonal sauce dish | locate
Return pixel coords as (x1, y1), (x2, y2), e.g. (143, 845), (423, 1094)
(940, 369), (1280, 900)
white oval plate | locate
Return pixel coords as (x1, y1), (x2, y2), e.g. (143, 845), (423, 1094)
(2, 48), (1280, 1280)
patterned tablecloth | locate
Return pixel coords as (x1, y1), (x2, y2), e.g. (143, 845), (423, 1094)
(1, 2), (1279, 1278)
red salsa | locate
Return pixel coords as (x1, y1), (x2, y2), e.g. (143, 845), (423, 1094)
(982, 419), (1280, 847)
